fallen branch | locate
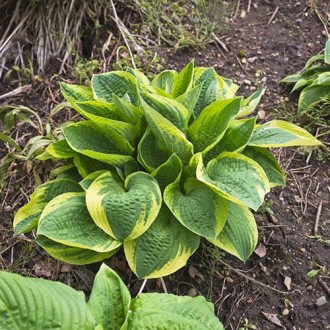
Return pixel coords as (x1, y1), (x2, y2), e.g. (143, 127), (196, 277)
(0, 85), (31, 100)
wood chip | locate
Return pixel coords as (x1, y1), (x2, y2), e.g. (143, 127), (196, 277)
(261, 312), (282, 327)
(284, 276), (292, 291)
(254, 243), (267, 258)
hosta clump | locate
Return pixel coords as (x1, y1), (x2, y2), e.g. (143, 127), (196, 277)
(0, 264), (224, 329)
(14, 61), (321, 279)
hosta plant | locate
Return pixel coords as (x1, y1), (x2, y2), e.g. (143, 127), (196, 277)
(281, 38), (330, 115)
(14, 61), (321, 279)
(0, 263), (224, 329)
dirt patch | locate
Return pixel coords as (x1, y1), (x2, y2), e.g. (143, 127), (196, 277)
(1, 1), (329, 329)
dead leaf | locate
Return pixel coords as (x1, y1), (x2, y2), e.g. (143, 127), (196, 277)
(34, 261), (55, 278)
(261, 312), (282, 327)
(188, 265), (204, 282)
(284, 276), (292, 291)
(254, 243), (267, 258)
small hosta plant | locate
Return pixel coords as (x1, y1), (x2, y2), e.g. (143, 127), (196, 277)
(281, 38), (330, 115)
(0, 264), (224, 329)
(14, 61), (321, 279)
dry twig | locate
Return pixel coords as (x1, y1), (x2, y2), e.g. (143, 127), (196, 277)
(267, 6), (279, 26)
(314, 201), (323, 235)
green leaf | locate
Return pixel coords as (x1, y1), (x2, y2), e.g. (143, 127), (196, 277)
(298, 84), (330, 115)
(42, 139), (76, 159)
(325, 38), (330, 64)
(37, 192), (121, 252)
(143, 103), (194, 161)
(0, 271), (95, 330)
(314, 72), (330, 85)
(128, 293), (224, 330)
(113, 95), (144, 124)
(63, 121), (133, 166)
(13, 179), (83, 234)
(192, 67), (221, 117)
(87, 264), (131, 330)
(204, 117), (256, 163)
(92, 71), (139, 105)
(73, 154), (114, 178)
(175, 83), (203, 119)
(170, 60), (194, 98)
(60, 82), (94, 105)
(127, 67), (150, 86)
(151, 153), (182, 191)
(281, 73), (301, 84)
(36, 236), (118, 265)
(137, 129), (172, 172)
(208, 202), (258, 262)
(248, 120), (322, 147)
(151, 70), (178, 93)
(0, 132), (22, 151)
(86, 171), (162, 241)
(198, 152), (270, 211)
(164, 177), (228, 239)
(242, 147), (285, 187)
(79, 170), (108, 190)
(124, 206), (200, 279)
(187, 97), (242, 153)
(142, 92), (190, 130)
(239, 89), (265, 117)
(74, 100), (123, 120)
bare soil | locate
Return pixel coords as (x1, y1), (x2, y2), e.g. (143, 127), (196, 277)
(1, 1), (329, 329)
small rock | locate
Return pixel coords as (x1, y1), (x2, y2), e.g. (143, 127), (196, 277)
(241, 58), (247, 64)
(4, 205), (12, 212)
(225, 276), (234, 284)
(240, 10), (246, 18)
(258, 110), (266, 120)
(248, 56), (258, 63)
(244, 79), (251, 85)
(300, 248), (306, 253)
(60, 264), (71, 273)
(315, 296), (327, 307)
(187, 288), (198, 297)
(282, 308), (290, 316)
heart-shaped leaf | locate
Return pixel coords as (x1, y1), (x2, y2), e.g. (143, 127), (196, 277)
(208, 202), (258, 262)
(86, 171), (162, 241)
(124, 206), (200, 279)
(164, 177), (228, 239)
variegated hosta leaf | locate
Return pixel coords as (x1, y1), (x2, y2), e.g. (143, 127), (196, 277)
(208, 202), (258, 262)
(37, 192), (121, 252)
(92, 71), (140, 106)
(113, 94), (144, 124)
(248, 120), (322, 147)
(187, 97), (242, 153)
(137, 129), (172, 172)
(86, 171), (162, 241)
(142, 92), (190, 130)
(298, 84), (330, 115)
(36, 236), (118, 265)
(151, 70), (178, 93)
(192, 67), (223, 117)
(60, 82), (94, 105)
(164, 177), (228, 239)
(143, 103), (194, 161)
(238, 88), (265, 117)
(170, 60), (194, 98)
(128, 293), (224, 330)
(40, 139), (76, 160)
(127, 67), (150, 86)
(73, 100), (122, 121)
(87, 264), (131, 330)
(0, 270), (95, 330)
(124, 206), (200, 279)
(14, 179), (83, 234)
(79, 170), (108, 190)
(63, 121), (133, 166)
(73, 154), (114, 178)
(197, 152), (270, 211)
(242, 146), (285, 187)
(151, 153), (182, 191)
(204, 117), (256, 163)
(175, 83), (203, 118)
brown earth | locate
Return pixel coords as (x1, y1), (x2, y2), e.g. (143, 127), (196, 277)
(0, 1), (329, 329)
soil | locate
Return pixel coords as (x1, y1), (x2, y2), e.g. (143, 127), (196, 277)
(0, 1), (329, 330)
